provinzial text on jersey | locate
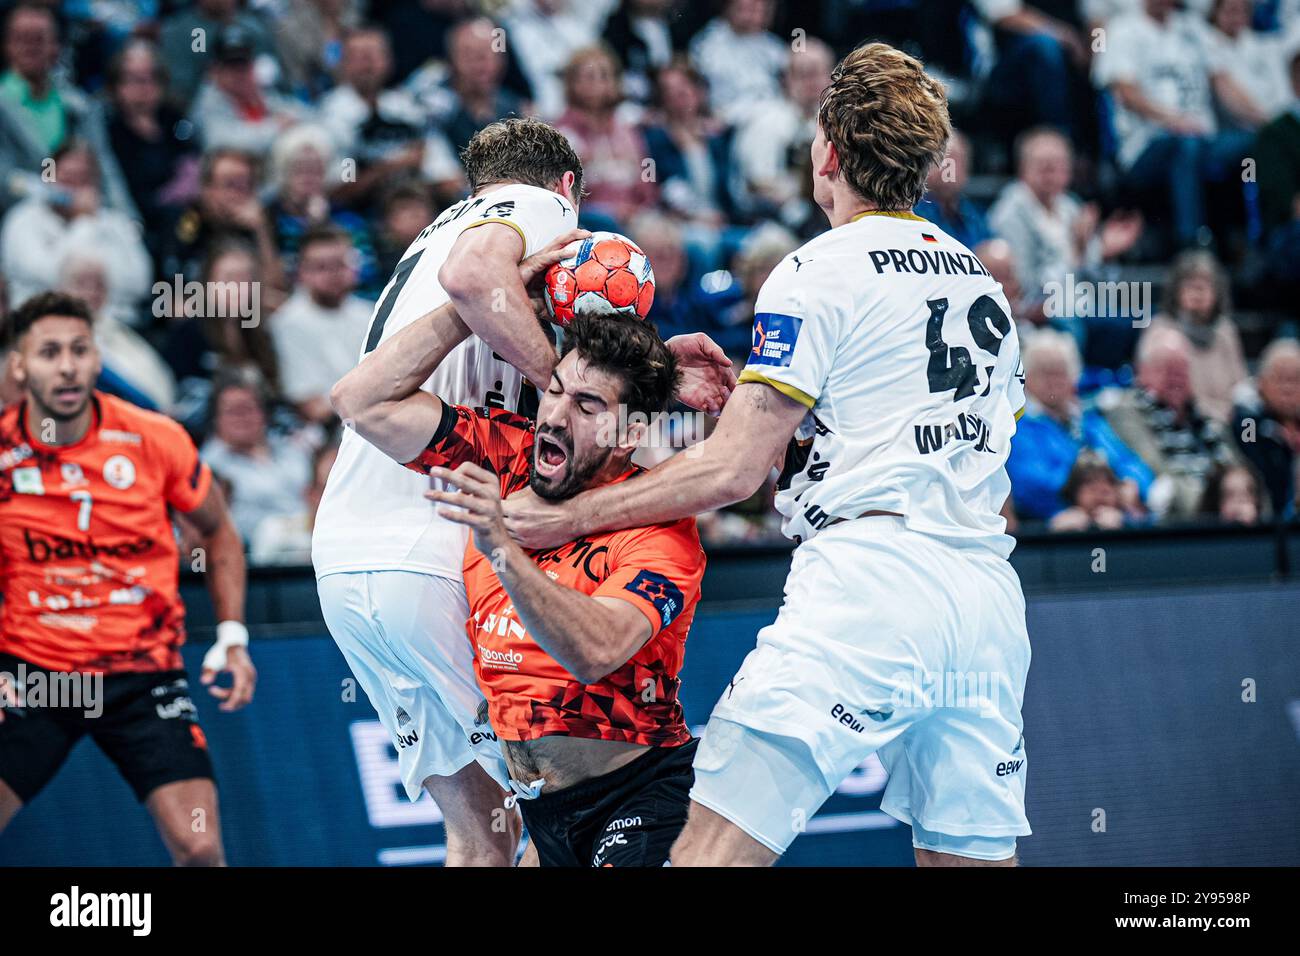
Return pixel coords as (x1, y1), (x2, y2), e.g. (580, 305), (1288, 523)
(867, 248), (991, 277)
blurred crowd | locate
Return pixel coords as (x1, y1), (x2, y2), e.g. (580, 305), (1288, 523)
(0, 0), (1297, 559)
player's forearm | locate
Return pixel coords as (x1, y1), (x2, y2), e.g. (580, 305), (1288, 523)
(202, 517), (246, 624)
(333, 301), (469, 412)
(496, 543), (637, 683)
(577, 439), (756, 535)
(568, 385), (789, 535)
(331, 302), (469, 460)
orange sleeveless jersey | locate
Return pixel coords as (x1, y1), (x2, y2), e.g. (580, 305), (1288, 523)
(0, 393), (212, 673)
(406, 401), (705, 745)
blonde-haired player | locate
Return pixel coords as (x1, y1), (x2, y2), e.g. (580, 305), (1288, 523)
(504, 42), (1032, 866)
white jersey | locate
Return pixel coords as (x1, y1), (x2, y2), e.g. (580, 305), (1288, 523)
(312, 183), (577, 579)
(739, 211), (1025, 557)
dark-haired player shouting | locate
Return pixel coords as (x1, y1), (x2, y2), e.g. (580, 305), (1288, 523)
(314, 118), (730, 866)
(333, 308), (704, 867)
(0, 292), (254, 865)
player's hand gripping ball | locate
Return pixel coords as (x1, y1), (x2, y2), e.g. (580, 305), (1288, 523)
(543, 232), (655, 327)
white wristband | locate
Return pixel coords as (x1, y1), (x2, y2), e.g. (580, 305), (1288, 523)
(203, 621), (249, 672)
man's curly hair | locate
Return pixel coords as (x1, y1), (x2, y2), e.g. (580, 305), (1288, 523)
(560, 315), (678, 419)
(818, 42), (951, 211)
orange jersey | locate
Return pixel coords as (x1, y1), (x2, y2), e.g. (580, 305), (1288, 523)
(0, 393), (212, 673)
(407, 401), (705, 745)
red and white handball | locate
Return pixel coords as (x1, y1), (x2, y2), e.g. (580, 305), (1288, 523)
(543, 232), (655, 327)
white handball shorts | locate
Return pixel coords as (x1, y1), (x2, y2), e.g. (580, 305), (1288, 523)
(318, 570), (510, 799)
(690, 516), (1031, 861)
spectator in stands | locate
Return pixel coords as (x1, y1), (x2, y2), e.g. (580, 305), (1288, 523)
(689, 221), (798, 360)
(627, 209), (694, 337)
(733, 37), (833, 217)
(270, 224), (371, 424)
(642, 58), (745, 264)
(1255, 45), (1300, 291)
(1141, 250), (1247, 424)
(974, 237), (1044, 330)
(1233, 337), (1300, 517)
(603, 0), (685, 107)
(0, 138), (152, 324)
(696, 485), (786, 545)
(1092, 0), (1258, 249)
(0, 277), (20, 409)
(265, 124), (378, 295)
(915, 130), (991, 249)
(317, 27), (464, 211)
(0, 345), (20, 411)
(1201, 0), (1292, 129)
(162, 239), (283, 434)
(972, 0), (1091, 147)
(505, 0), (616, 119)
(190, 25), (311, 158)
(372, 180), (434, 280)
(59, 248), (177, 412)
(987, 127), (1142, 299)
(381, 0), (473, 85)
(250, 430), (341, 565)
(419, 17), (530, 154)
(556, 44), (656, 229)
(274, 0), (360, 101)
(1007, 329), (1153, 521)
(106, 39), (202, 259)
(1198, 460), (1266, 525)
(1048, 451), (1144, 531)
(688, 0), (787, 123)
(160, 0), (281, 108)
(0, 3), (134, 214)
(1097, 325), (1241, 519)
(200, 368), (316, 542)
(162, 148), (287, 300)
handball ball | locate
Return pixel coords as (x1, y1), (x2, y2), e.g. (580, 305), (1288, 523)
(543, 232), (655, 327)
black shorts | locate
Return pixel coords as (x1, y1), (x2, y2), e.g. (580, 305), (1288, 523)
(520, 737), (698, 867)
(0, 653), (214, 804)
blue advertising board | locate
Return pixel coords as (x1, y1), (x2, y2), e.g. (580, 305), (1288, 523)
(2, 583), (1298, 866)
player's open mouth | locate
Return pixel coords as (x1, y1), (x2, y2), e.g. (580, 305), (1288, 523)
(535, 433), (569, 478)
(53, 386), (84, 403)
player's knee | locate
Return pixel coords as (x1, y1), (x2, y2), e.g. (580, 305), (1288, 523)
(915, 847), (1016, 867)
(442, 803), (520, 865)
(667, 808), (714, 866)
(171, 833), (225, 867)
(667, 827), (697, 866)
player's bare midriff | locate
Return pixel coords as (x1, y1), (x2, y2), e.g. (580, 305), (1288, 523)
(504, 736), (649, 792)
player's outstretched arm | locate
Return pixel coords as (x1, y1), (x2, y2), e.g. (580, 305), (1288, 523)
(440, 224), (588, 386)
(330, 302), (470, 464)
(502, 382), (808, 549)
(181, 482), (256, 712)
(429, 462), (653, 684)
